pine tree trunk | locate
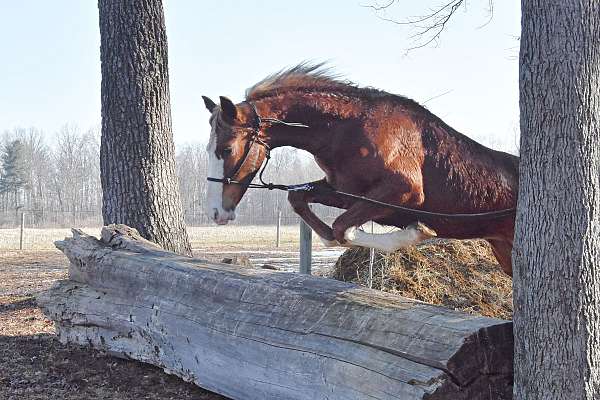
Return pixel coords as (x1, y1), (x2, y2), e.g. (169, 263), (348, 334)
(514, 1), (600, 398)
(98, 0), (191, 256)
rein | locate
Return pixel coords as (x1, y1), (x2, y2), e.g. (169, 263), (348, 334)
(206, 103), (516, 221)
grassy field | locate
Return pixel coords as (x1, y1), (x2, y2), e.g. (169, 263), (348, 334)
(0, 225), (312, 251)
(0, 222), (402, 251)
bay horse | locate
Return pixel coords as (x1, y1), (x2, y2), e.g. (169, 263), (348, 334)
(202, 64), (518, 275)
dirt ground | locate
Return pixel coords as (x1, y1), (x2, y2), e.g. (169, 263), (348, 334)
(0, 250), (228, 400)
(2, 238), (511, 398)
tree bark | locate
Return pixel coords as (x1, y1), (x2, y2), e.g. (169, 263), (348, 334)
(98, 0), (191, 255)
(514, 1), (600, 398)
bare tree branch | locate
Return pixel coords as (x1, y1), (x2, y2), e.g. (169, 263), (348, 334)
(422, 89), (454, 104)
(361, 0), (395, 12)
(363, 1), (495, 51)
(476, 0), (494, 29)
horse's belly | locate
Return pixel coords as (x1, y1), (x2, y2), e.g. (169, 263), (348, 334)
(377, 214), (513, 241)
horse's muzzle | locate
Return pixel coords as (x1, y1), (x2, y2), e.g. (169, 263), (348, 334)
(213, 208), (236, 225)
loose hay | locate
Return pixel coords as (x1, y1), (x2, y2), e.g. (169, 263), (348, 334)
(330, 239), (513, 319)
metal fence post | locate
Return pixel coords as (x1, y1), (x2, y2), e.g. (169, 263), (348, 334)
(299, 219), (312, 274)
(19, 212), (25, 250)
(276, 210), (281, 248)
(368, 221), (375, 288)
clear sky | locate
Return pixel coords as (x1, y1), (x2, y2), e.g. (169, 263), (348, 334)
(0, 1), (521, 152)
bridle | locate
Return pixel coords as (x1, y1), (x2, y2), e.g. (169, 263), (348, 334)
(206, 102), (309, 190)
(206, 102), (517, 221)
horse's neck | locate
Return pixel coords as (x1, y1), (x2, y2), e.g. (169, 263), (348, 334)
(266, 125), (325, 154)
(258, 97), (340, 156)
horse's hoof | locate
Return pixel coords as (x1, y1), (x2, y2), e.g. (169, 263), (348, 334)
(412, 222), (437, 238)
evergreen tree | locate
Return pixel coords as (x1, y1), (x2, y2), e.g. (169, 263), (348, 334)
(0, 140), (28, 206)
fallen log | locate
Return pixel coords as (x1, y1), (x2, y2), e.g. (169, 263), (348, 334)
(38, 225), (513, 400)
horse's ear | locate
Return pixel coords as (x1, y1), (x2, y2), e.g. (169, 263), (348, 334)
(202, 96), (217, 113)
(219, 96), (238, 121)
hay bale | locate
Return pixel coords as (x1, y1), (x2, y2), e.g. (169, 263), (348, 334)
(330, 239), (513, 319)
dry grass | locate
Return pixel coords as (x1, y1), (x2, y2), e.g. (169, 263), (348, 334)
(187, 225), (303, 250)
(0, 225), (306, 251)
(0, 228), (100, 250)
(331, 239), (513, 320)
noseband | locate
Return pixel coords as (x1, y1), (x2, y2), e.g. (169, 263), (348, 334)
(206, 102), (309, 190)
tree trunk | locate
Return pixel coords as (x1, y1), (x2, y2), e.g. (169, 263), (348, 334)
(98, 0), (191, 255)
(514, 1), (600, 398)
(40, 225), (514, 400)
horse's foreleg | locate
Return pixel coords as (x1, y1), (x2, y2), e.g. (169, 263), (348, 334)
(331, 185), (436, 252)
(287, 179), (351, 246)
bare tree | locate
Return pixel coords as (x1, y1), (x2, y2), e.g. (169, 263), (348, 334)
(365, 0), (493, 50)
(98, 0), (191, 255)
(176, 142), (209, 225)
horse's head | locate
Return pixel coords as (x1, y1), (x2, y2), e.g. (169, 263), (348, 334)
(202, 95), (268, 225)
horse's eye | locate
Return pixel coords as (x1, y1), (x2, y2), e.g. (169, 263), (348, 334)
(222, 147), (233, 156)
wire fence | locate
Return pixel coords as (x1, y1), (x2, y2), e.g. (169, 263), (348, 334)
(0, 204), (340, 228)
(0, 207), (342, 251)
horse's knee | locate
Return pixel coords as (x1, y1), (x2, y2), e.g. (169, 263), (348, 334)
(332, 219), (349, 243)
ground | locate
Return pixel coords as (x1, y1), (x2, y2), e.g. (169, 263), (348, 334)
(0, 250), (228, 400)
(0, 226), (341, 400)
(1, 226), (512, 398)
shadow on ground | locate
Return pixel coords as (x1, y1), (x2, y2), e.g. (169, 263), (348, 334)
(0, 332), (227, 400)
(0, 249), (228, 400)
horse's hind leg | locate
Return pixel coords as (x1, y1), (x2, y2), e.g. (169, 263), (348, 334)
(343, 222), (437, 252)
(488, 239), (513, 276)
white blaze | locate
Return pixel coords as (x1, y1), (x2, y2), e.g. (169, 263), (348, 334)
(206, 111), (235, 225)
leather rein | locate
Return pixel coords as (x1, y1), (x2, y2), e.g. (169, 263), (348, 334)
(206, 103), (516, 221)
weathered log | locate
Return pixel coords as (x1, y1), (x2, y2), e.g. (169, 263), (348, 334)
(38, 225), (513, 400)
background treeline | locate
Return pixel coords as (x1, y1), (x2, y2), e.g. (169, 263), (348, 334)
(0, 126), (336, 228)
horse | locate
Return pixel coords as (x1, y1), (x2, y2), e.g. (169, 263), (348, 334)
(202, 64), (519, 275)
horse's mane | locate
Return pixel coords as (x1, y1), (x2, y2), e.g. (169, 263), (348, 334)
(245, 62), (436, 120)
(245, 63), (496, 152)
(245, 62), (350, 100)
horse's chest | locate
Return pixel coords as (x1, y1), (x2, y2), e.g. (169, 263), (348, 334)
(314, 157), (335, 183)
(314, 155), (370, 193)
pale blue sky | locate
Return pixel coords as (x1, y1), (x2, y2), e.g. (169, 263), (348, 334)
(0, 1), (521, 152)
